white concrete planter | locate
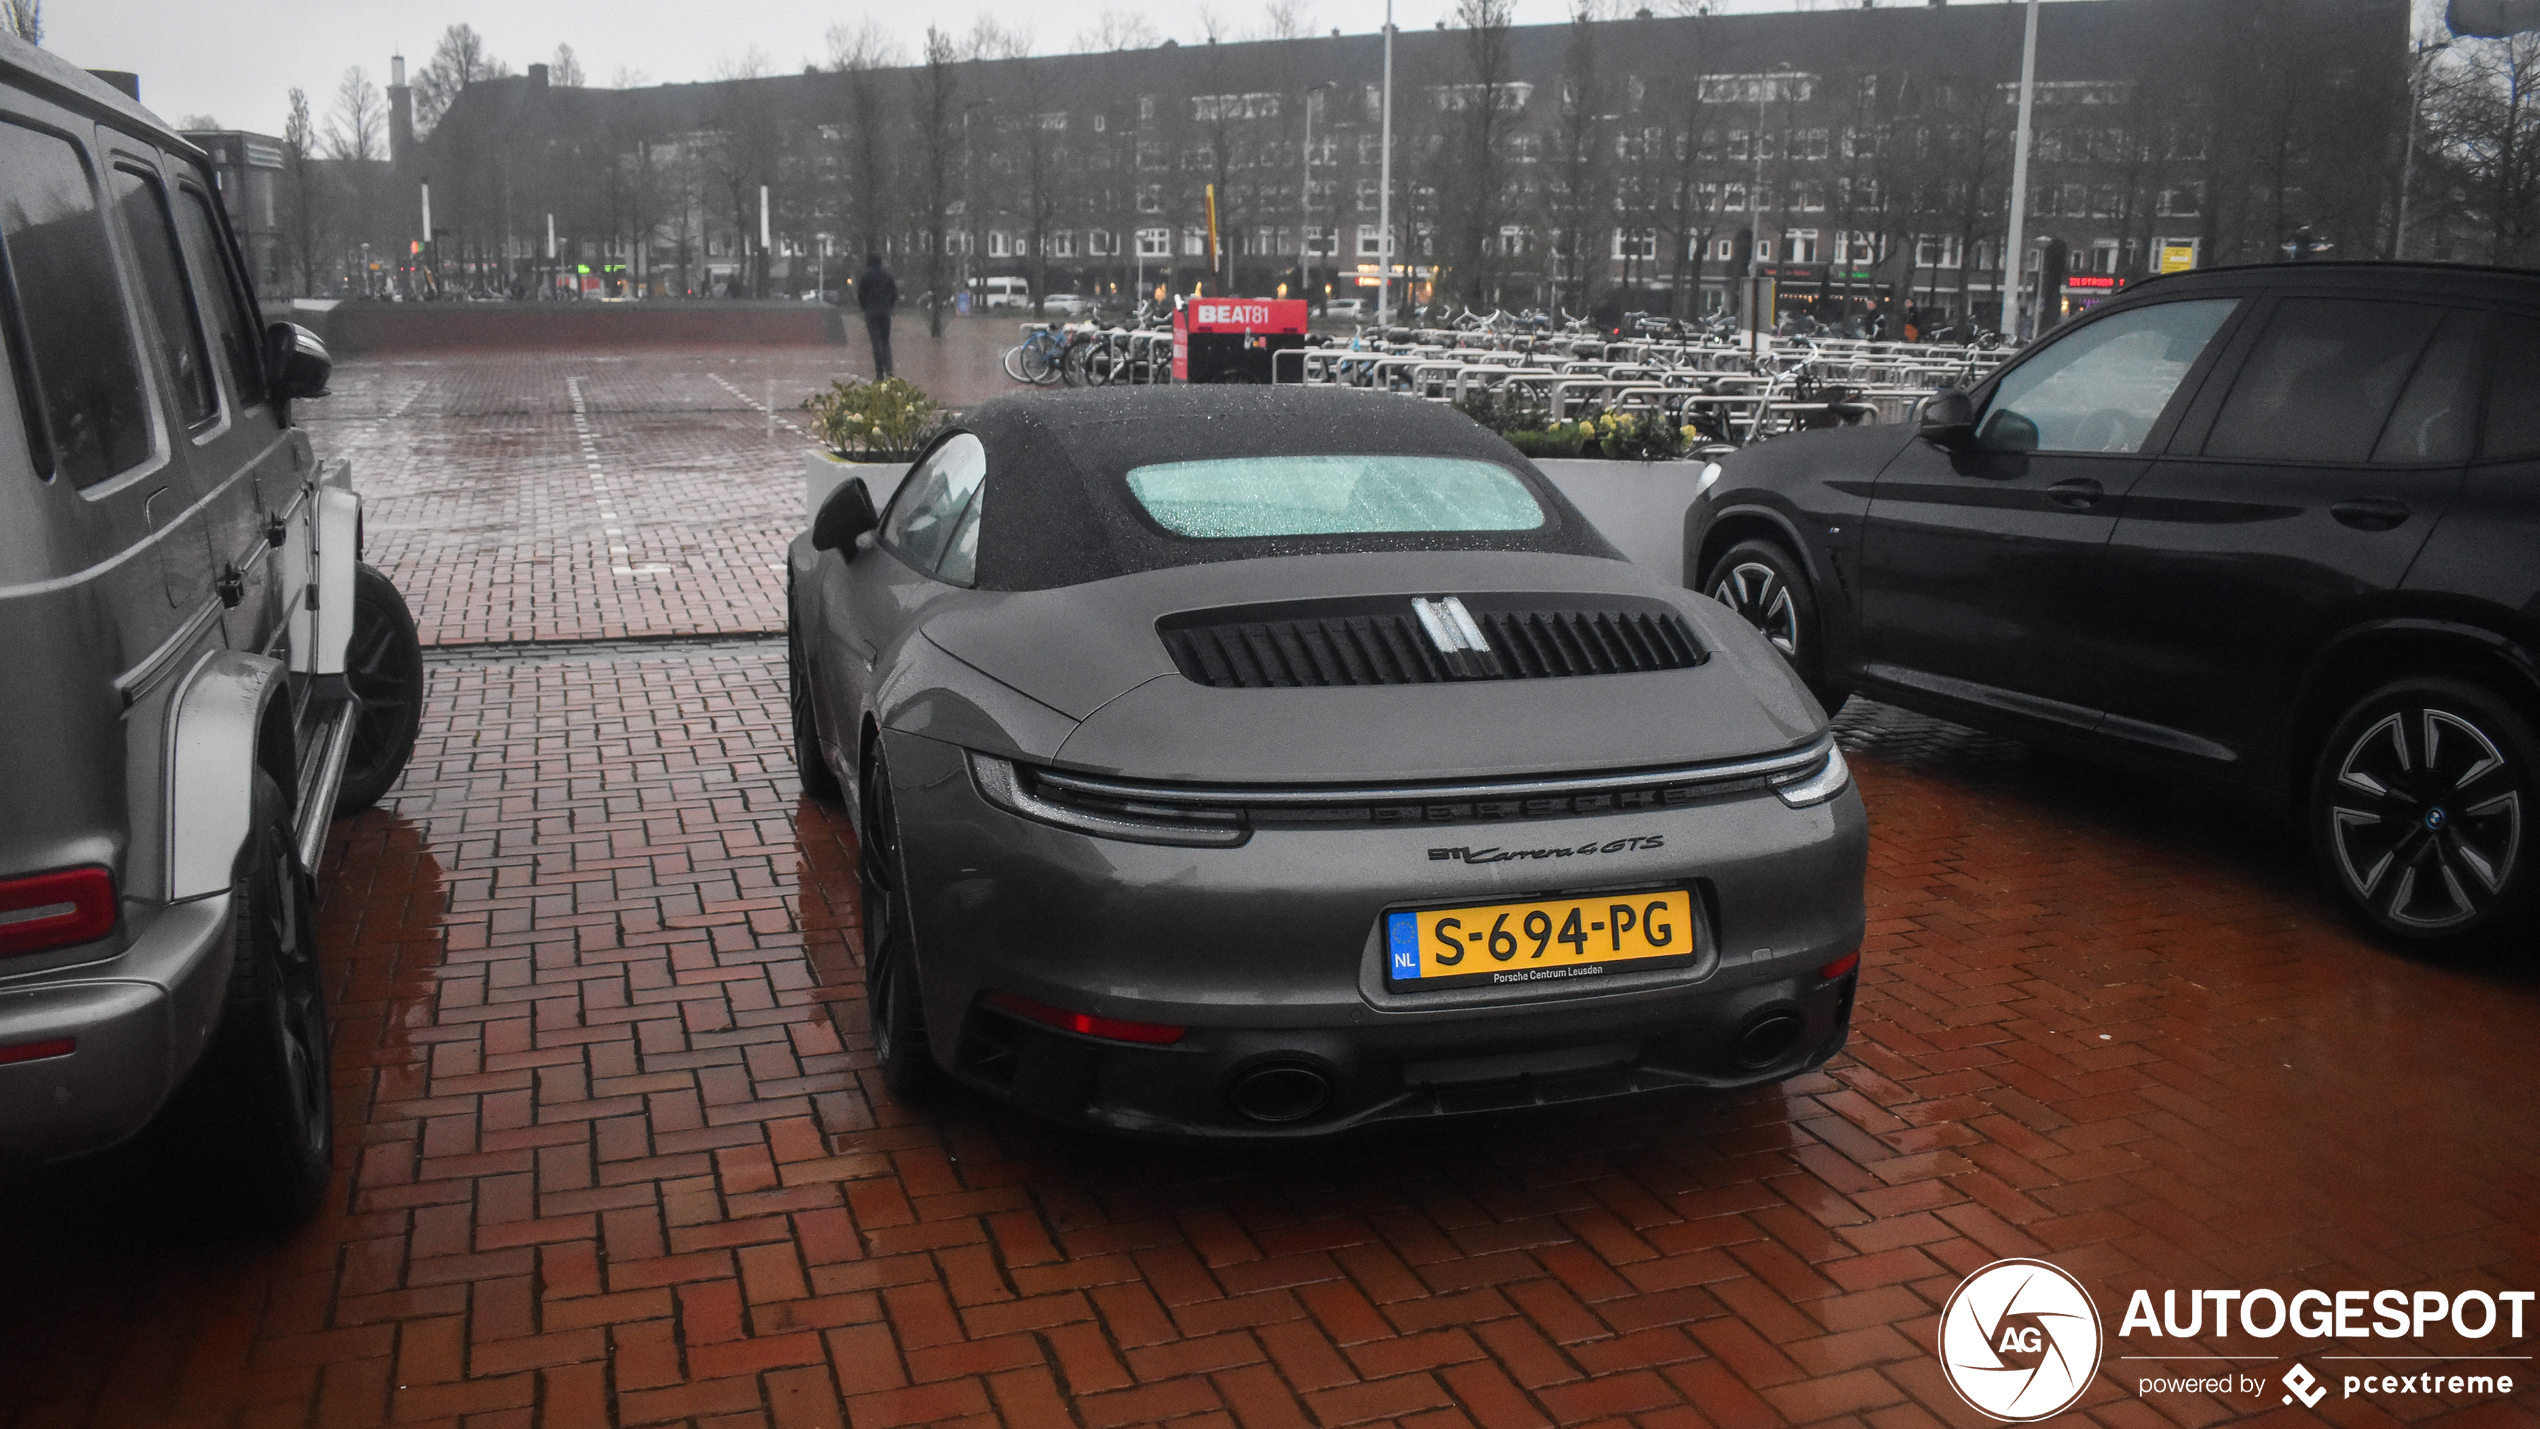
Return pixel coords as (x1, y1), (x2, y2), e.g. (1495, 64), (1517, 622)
(804, 449), (913, 528)
(1532, 457), (1709, 586)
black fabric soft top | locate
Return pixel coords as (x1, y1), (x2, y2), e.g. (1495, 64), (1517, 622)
(942, 385), (1622, 592)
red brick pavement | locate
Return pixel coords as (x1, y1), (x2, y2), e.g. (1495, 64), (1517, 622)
(3, 632), (2537, 1429)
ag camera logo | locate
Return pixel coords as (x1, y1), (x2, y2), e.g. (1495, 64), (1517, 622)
(1939, 1258), (2103, 1422)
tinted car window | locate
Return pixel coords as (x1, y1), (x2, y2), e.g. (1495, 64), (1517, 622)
(1124, 455), (1546, 538)
(110, 162), (216, 425)
(2480, 315), (2540, 460)
(2205, 299), (2442, 465)
(1981, 299), (2235, 454)
(2372, 310), (2482, 465)
(882, 432), (987, 575)
(172, 176), (265, 409)
(0, 120), (153, 487)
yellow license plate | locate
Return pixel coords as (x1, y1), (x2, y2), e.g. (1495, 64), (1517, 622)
(1385, 889), (1697, 988)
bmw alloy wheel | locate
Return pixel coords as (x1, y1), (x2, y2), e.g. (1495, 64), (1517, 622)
(2321, 685), (2529, 937)
(1710, 560), (1799, 658)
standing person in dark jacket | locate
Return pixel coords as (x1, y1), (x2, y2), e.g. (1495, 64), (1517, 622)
(856, 254), (899, 380)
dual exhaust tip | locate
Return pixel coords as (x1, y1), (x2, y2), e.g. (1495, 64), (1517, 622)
(1226, 1009), (1813, 1123)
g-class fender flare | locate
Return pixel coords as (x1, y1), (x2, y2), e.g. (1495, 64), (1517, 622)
(165, 649), (292, 900)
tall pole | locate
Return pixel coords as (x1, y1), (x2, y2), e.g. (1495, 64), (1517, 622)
(2394, 41), (2448, 260)
(759, 183), (771, 298)
(1998, 0), (2041, 336)
(1300, 85), (1324, 306)
(1378, 0), (1395, 326)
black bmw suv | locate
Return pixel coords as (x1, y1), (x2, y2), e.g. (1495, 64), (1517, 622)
(1689, 262), (2539, 948)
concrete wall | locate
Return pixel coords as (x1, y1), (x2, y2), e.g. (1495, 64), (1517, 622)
(276, 300), (848, 355)
(1533, 459), (1704, 588)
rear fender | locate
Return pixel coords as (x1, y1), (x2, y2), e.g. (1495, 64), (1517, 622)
(165, 650), (291, 900)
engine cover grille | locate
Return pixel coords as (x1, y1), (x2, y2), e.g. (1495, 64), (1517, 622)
(1157, 593), (1706, 690)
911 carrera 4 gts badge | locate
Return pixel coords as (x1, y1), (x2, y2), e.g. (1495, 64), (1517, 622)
(1410, 596), (1505, 679)
(1430, 835), (1667, 863)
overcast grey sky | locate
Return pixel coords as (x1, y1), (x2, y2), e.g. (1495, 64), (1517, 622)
(47, 0), (2434, 140)
(37, 0), (1862, 138)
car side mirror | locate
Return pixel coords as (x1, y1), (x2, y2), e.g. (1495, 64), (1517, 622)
(812, 476), (879, 554)
(1978, 409), (2040, 453)
(263, 321), (331, 400)
(1917, 388), (1975, 444)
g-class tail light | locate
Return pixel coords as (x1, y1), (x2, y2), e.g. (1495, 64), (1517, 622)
(0, 867), (118, 958)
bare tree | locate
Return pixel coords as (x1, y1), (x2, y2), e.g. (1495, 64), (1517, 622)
(1542, 9), (1613, 315)
(550, 44), (586, 87)
(828, 21), (906, 262)
(1433, 0), (1519, 307)
(413, 24), (508, 136)
(1, 0), (37, 44)
(280, 87), (335, 294)
(328, 67), (385, 160)
(1076, 10), (1161, 51)
(917, 26), (962, 335)
(2425, 31), (2540, 263)
(1258, 0), (1314, 41)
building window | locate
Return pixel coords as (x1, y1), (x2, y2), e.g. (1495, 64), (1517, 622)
(1087, 230), (1117, 256)
(1358, 223), (1387, 257)
(1714, 237), (1735, 261)
(1183, 227), (1206, 256)
(1786, 229), (1819, 263)
(1613, 228), (1658, 260)
(1137, 227), (1170, 257)
(988, 231), (1011, 257)
(1050, 230), (1079, 257)
(1499, 225), (1527, 256)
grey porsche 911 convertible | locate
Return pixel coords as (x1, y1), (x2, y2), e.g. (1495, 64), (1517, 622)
(786, 386), (1864, 1138)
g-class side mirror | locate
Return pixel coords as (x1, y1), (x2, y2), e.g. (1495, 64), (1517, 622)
(812, 476), (879, 555)
(1917, 388), (1975, 445)
(263, 322), (332, 400)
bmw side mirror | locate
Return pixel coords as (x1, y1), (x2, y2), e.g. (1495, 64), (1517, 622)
(812, 476), (879, 554)
(263, 322), (331, 400)
(1979, 410), (2040, 453)
(1917, 388), (1975, 445)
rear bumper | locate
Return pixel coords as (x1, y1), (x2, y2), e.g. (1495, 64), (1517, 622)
(883, 730), (1867, 1139)
(0, 894), (233, 1162)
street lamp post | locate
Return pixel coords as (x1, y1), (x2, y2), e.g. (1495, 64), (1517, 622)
(1301, 81), (1333, 311)
(1377, 0), (1396, 326)
(1999, 0), (2041, 337)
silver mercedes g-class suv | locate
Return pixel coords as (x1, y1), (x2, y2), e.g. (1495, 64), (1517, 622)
(0, 37), (421, 1226)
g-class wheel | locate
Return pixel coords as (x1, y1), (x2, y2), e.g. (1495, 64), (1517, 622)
(334, 562), (424, 816)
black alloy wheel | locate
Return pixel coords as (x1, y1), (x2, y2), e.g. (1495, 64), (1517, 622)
(858, 750), (939, 1098)
(334, 562), (424, 816)
(788, 579), (841, 802)
(160, 771), (333, 1231)
(2313, 677), (2537, 944)
(1704, 538), (1847, 715)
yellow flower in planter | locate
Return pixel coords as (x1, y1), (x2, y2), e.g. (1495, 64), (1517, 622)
(800, 377), (947, 460)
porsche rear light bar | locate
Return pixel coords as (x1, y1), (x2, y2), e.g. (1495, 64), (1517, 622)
(0, 866), (117, 958)
(984, 991), (1187, 1045)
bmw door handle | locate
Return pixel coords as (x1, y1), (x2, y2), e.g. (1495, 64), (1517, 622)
(2046, 477), (2104, 509)
(2331, 498), (2411, 531)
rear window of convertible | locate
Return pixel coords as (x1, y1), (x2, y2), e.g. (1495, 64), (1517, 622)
(1123, 455), (1546, 539)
